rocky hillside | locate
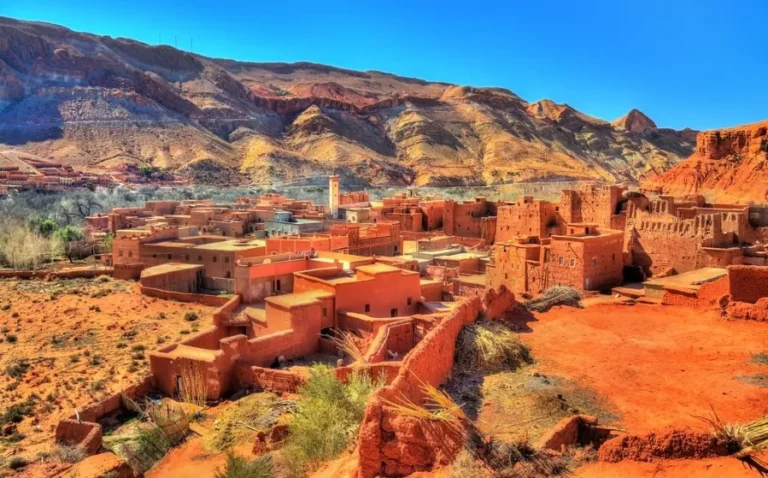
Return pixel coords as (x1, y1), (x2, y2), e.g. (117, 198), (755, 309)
(643, 120), (768, 204)
(0, 16), (697, 186)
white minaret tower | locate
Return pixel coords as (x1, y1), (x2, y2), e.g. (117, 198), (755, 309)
(329, 175), (340, 219)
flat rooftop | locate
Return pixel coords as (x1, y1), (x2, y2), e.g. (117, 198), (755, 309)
(265, 290), (333, 309)
(140, 263), (204, 278)
(194, 239), (266, 252)
(456, 274), (486, 286)
(435, 252), (483, 261)
(356, 263), (407, 275)
(644, 267), (727, 292)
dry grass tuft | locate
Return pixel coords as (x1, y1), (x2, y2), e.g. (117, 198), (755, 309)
(382, 379), (467, 436)
(179, 362), (208, 407)
(456, 321), (531, 372)
(523, 286), (582, 313)
(695, 406), (768, 473)
(330, 331), (367, 364)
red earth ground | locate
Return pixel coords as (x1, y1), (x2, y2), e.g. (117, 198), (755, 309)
(512, 302), (768, 433)
(0, 277), (217, 462)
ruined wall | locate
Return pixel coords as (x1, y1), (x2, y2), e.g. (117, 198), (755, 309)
(627, 213), (727, 275)
(661, 276), (730, 308)
(233, 363), (306, 393)
(728, 265), (768, 303)
(55, 420), (102, 455)
(356, 297), (482, 477)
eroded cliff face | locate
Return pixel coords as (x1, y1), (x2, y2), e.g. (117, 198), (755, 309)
(0, 16), (698, 186)
(643, 121), (768, 203)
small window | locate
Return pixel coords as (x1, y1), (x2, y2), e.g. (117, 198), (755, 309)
(198, 255), (202, 261)
(185, 254), (189, 261)
(276, 279), (281, 291)
(592, 258), (597, 267)
(558, 257), (564, 265)
(365, 304), (371, 313)
(213, 256), (217, 263)
(612, 253), (616, 262)
(390, 308), (398, 317)
(167, 254), (172, 260)
(128, 251), (133, 258)
(225, 257), (230, 264)
(152, 253), (157, 258)
(407, 297), (412, 306)
(570, 259), (576, 267)
(118, 251), (124, 257)
(322, 307), (328, 318)
(225, 271), (231, 278)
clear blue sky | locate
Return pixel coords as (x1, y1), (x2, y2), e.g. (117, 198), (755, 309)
(3, 0), (766, 130)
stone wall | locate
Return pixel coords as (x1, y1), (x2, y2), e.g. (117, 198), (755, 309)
(661, 276), (730, 308)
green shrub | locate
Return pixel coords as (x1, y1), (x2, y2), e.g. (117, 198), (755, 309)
(4, 360), (30, 379)
(280, 365), (382, 477)
(184, 312), (199, 322)
(8, 456), (28, 469)
(215, 453), (273, 478)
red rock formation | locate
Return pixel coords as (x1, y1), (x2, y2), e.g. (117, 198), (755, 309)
(644, 120), (768, 203)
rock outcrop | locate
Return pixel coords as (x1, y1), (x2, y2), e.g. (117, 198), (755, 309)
(0, 16), (698, 186)
(612, 109), (657, 133)
(643, 120), (768, 203)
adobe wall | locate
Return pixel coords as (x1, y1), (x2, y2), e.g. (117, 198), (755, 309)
(420, 281), (443, 302)
(728, 265), (768, 303)
(113, 263), (144, 280)
(661, 275), (730, 308)
(213, 295), (242, 325)
(356, 297), (483, 477)
(233, 363), (306, 393)
(496, 200), (558, 243)
(140, 267), (202, 293)
(0, 268), (113, 280)
(55, 419), (102, 455)
(582, 234), (624, 291)
(139, 285), (231, 307)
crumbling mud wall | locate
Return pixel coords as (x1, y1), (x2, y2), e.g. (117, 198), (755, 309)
(661, 276), (730, 308)
(139, 285), (231, 307)
(55, 419), (102, 455)
(356, 297), (482, 478)
(481, 285), (515, 320)
(0, 268), (113, 280)
(727, 297), (768, 322)
(728, 265), (768, 303)
(233, 363), (307, 393)
(598, 429), (729, 462)
(55, 376), (155, 455)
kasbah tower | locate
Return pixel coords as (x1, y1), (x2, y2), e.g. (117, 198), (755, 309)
(329, 175), (340, 219)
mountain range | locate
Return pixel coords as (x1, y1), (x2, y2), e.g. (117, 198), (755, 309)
(0, 16), (699, 186)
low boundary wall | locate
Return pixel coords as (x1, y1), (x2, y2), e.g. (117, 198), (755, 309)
(139, 285), (232, 307)
(728, 265), (768, 303)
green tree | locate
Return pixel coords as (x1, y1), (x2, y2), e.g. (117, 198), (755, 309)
(139, 164), (156, 179)
(37, 219), (60, 238)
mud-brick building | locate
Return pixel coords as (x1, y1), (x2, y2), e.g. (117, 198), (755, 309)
(487, 224), (624, 294)
(495, 197), (560, 243)
(546, 224), (624, 291)
(150, 262), (425, 399)
(265, 211), (325, 237)
(443, 197), (499, 243)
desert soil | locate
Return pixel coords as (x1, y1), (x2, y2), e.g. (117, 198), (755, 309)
(0, 277), (216, 460)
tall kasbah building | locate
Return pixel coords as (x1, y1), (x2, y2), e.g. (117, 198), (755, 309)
(329, 175), (340, 219)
